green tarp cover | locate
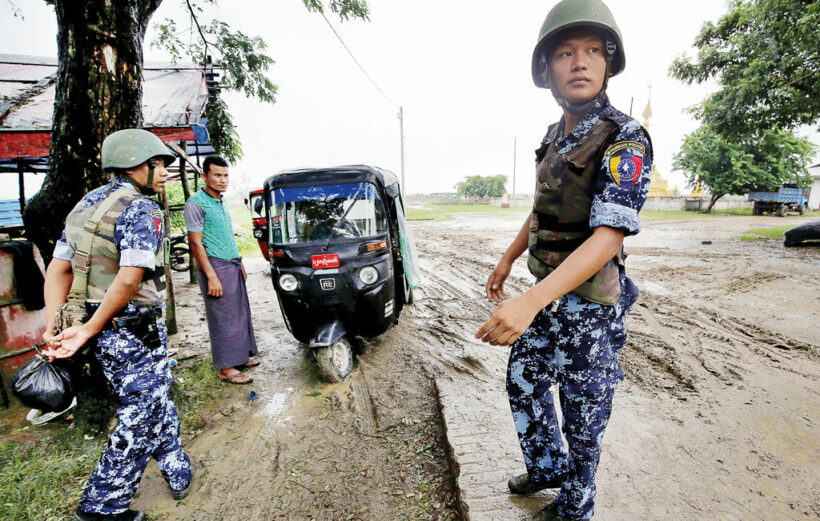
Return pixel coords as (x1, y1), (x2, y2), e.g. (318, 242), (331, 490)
(394, 197), (421, 289)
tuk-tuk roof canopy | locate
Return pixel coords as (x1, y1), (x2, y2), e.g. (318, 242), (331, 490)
(264, 165), (400, 193)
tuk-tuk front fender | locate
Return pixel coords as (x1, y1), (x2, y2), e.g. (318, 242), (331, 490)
(308, 320), (347, 348)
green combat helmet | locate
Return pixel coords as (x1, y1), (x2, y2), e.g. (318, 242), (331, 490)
(101, 128), (176, 194)
(531, 0), (624, 111)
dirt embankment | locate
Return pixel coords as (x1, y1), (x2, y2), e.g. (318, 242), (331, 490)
(136, 213), (818, 520)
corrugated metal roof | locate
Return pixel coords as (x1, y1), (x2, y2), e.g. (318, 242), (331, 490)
(0, 54), (209, 130)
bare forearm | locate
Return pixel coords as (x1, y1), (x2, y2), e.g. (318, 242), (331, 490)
(501, 212), (532, 265)
(189, 240), (217, 279)
(525, 226), (624, 309)
(44, 260), (73, 330)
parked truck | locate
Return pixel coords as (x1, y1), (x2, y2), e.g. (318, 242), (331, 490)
(748, 185), (809, 216)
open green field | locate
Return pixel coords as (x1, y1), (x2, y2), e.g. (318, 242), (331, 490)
(405, 203), (820, 221)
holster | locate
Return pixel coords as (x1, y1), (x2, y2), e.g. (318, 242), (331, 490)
(109, 306), (163, 350)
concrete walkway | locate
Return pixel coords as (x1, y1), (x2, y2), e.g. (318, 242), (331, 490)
(436, 373), (555, 521)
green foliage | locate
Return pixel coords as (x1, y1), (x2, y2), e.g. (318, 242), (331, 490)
(205, 96), (243, 163)
(152, 0), (371, 158)
(673, 125), (815, 209)
(455, 175), (508, 198)
(670, 0), (820, 134)
(164, 178), (192, 233)
(302, 0), (370, 21)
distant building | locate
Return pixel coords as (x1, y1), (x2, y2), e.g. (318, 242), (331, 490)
(643, 93), (677, 197)
(809, 163), (820, 210)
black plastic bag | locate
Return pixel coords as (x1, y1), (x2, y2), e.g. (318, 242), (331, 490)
(11, 354), (76, 413)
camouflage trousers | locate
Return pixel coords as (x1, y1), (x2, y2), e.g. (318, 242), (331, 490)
(506, 292), (630, 520)
(78, 319), (193, 515)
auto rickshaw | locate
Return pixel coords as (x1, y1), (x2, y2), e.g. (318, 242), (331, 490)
(263, 165), (420, 381)
(247, 188), (270, 260)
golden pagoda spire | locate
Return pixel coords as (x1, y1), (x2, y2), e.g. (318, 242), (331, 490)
(644, 83), (677, 197)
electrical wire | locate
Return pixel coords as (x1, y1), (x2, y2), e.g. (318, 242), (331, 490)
(319, 11), (398, 109)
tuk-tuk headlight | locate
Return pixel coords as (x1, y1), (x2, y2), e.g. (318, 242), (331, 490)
(253, 228), (264, 239)
(279, 274), (298, 292)
(359, 266), (379, 285)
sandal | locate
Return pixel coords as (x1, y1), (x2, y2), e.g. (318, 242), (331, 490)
(235, 359), (260, 369)
(218, 371), (254, 385)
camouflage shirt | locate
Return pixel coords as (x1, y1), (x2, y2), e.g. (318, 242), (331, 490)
(541, 94), (652, 237)
(539, 94), (651, 312)
(53, 175), (164, 270)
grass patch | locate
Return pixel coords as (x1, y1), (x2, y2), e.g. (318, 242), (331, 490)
(738, 226), (792, 241)
(228, 202), (262, 258)
(0, 358), (228, 521)
(406, 203), (529, 220)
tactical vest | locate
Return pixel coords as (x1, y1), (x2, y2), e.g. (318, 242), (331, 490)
(527, 118), (623, 306)
(64, 186), (166, 309)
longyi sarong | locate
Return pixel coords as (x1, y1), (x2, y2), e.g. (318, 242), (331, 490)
(198, 257), (258, 369)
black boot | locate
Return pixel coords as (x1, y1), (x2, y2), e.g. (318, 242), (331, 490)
(74, 509), (145, 521)
(170, 466), (194, 500)
(508, 472), (566, 495)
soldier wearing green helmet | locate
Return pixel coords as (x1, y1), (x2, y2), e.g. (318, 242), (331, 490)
(475, 1), (653, 519)
(41, 128), (193, 520)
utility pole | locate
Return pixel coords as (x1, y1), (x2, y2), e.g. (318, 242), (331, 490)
(512, 137), (517, 204)
(398, 106), (405, 193)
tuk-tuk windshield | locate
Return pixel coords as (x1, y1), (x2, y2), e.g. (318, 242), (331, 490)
(270, 182), (388, 244)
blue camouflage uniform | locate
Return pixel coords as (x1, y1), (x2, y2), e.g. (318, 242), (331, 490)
(54, 175), (193, 515)
(507, 95), (651, 520)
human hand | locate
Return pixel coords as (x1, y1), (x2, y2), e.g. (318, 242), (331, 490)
(40, 325), (93, 361)
(207, 275), (223, 297)
(475, 293), (540, 346)
(485, 259), (512, 303)
(42, 323), (60, 349)
(241, 263), (247, 281)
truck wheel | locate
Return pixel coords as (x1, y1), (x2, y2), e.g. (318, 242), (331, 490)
(753, 203), (762, 216)
(315, 337), (353, 382)
(777, 204), (788, 217)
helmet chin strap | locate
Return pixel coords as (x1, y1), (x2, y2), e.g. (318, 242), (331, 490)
(125, 160), (157, 195)
(550, 38), (616, 116)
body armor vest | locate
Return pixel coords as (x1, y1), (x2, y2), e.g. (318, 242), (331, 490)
(64, 186), (166, 308)
(527, 118), (623, 305)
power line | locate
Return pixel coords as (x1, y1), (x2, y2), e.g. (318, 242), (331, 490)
(319, 11), (398, 109)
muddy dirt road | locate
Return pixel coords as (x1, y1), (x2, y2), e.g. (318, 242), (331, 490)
(136, 212), (818, 520)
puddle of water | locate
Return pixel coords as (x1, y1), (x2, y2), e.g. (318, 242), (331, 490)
(257, 390), (293, 420)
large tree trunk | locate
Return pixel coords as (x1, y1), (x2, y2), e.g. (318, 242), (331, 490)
(23, 0), (163, 261)
(702, 194), (722, 214)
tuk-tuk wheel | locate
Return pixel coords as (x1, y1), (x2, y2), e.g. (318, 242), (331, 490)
(315, 337), (354, 382)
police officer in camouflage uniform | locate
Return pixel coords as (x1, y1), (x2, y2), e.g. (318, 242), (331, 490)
(41, 129), (194, 521)
(475, 1), (652, 519)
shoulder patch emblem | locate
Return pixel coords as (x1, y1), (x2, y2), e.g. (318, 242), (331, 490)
(605, 141), (645, 187)
(604, 140), (646, 157)
(150, 209), (164, 235)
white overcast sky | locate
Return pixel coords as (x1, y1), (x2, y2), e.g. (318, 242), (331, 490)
(2, 0), (818, 198)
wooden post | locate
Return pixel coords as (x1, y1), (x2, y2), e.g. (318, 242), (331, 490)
(17, 161), (26, 212)
(177, 140), (198, 284)
(160, 189), (178, 335)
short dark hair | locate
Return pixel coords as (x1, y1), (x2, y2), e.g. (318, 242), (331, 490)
(202, 155), (228, 175)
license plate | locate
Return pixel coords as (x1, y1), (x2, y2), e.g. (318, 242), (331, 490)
(312, 254), (340, 269)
